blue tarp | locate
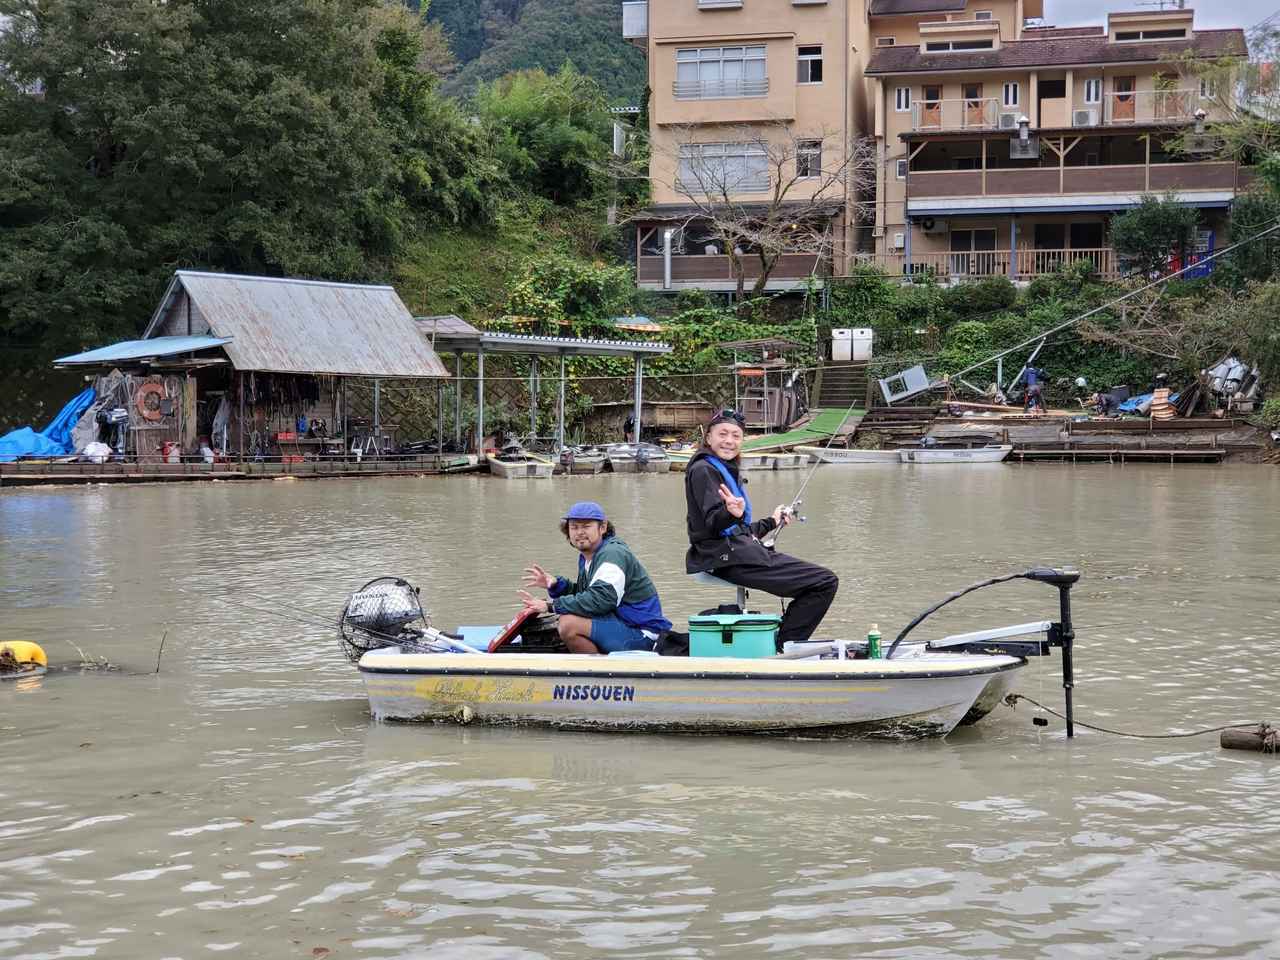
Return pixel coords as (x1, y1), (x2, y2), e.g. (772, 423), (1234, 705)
(0, 386), (96, 462)
(1117, 391), (1181, 414)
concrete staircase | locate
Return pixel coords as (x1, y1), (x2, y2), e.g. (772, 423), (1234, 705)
(814, 362), (870, 410)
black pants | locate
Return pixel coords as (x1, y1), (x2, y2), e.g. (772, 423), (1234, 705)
(714, 552), (838, 647)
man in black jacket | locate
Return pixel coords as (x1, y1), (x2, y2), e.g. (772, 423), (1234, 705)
(684, 410), (838, 648)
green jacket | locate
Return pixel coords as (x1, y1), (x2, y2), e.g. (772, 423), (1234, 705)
(548, 536), (671, 634)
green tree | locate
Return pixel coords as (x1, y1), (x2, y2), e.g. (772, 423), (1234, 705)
(1110, 193), (1201, 278)
(0, 0), (495, 355)
(474, 65), (612, 206)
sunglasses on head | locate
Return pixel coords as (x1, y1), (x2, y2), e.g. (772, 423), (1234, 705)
(712, 409), (746, 427)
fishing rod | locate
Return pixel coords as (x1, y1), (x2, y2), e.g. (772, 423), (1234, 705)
(762, 390), (863, 548)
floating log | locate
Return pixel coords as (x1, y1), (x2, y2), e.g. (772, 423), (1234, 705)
(1221, 724), (1278, 753)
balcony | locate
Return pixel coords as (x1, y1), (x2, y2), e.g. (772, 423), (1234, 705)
(911, 98), (1003, 132)
(906, 161), (1241, 203)
(622, 1), (647, 41)
(862, 248), (1119, 282)
(1079, 89), (1199, 127)
(674, 77), (770, 100)
(637, 253), (824, 290)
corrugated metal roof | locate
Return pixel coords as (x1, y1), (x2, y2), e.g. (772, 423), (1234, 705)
(144, 271), (450, 378)
(416, 315), (480, 338)
(54, 335), (232, 366)
(426, 329), (672, 357)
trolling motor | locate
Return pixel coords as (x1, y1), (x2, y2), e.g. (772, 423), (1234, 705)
(886, 566), (1080, 737)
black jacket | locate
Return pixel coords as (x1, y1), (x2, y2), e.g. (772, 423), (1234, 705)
(684, 451), (777, 573)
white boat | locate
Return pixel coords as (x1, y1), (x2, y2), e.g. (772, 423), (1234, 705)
(558, 449), (606, 475)
(766, 452), (809, 470)
(899, 445), (1013, 464)
(357, 646), (1025, 738)
(606, 443), (671, 474)
(487, 448), (555, 478)
(341, 569), (1081, 741)
(796, 445), (901, 464)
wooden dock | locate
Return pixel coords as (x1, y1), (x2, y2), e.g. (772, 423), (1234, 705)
(1010, 447), (1227, 464)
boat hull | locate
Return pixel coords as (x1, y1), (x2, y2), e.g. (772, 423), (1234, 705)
(487, 455), (554, 478)
(358, 651), (1025, 739)
(567, 458), (606, 475)
(795, 445), (900, 464)
(899, 445), (1013, 464)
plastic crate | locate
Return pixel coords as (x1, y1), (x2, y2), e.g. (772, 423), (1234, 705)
(688, 613), (781, 659)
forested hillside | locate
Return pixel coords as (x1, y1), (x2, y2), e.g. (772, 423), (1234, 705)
(424, 0), (646, 103)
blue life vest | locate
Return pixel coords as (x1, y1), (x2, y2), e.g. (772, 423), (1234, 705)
(704, 455), (752, 536)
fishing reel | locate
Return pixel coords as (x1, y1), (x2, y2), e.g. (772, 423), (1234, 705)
(762, 500), (806, 548)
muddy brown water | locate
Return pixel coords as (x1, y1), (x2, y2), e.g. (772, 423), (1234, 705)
(3, 466), (1279, 959)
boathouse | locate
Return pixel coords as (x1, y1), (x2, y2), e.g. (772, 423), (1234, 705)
(53, 271), (449, 463)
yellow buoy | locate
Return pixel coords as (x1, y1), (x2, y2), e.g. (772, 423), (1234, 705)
(1, 640), (48, 668)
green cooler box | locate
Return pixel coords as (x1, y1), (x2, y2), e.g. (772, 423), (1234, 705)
(688, 613), (781, 659)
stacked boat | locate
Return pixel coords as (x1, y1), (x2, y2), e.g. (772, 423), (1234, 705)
(606, 443), (672, 473)
(797, 444), (1012, 464)
(487, 441), (555, 479)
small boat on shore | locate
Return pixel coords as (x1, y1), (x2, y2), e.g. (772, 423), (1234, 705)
(796, 445), (901, 464)
(487, 442), (554, 479)
(606, 443), (671, 474)
(899, 445), (1013, 464)
(341, 568), (1081, 741)
(558, 448), (606, 475)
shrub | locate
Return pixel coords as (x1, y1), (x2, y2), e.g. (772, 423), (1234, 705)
(942, 276), (1017, 318)
(1111, 193), (1200, 277)
(1259, 397), (1280, 429)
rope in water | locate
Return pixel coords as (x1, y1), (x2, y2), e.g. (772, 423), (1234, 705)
(1005, 693), (1266, 740)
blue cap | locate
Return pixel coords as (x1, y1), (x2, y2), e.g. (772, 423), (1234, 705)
(562, 501), (607, 522)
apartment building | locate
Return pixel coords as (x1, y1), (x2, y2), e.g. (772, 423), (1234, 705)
(622, 1), (1250, 290)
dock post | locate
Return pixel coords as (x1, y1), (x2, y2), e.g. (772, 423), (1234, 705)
(454, 351), (463, 451)
(477, 347), (485, 453)
(558, 353), (566, 452)
(633, 355), (644, 444)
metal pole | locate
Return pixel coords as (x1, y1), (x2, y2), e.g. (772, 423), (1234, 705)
(530, 355), (538, 440)
(237, 372), (244, 462)
(454, 351), (462, 451)
(476, 347), (485, 453)
(436, 381), (444, 455)
(632, 355), (643, 444)
(373, 380), (380, 435)
(558, 353), (566, 452)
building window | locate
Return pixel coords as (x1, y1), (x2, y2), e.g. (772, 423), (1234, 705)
(675, 45), (767, 99)
(1115, 28), (1187, 41)
(925, 39), (994, 52)
(1084, 78), (1102, 104)
(876, 36), (896, 47)
(895, 159), (908, 179)
(797, 139), (822, 178)
(797, 45), (823, 84)
(895, 86), (912, 112)
(678, 142), (770, 193)
(1200, 78), (1215, 98)
(1002, 81), (1019, 108)
(974, 10), (993, 20)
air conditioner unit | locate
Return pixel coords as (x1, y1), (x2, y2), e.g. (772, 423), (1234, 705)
(1073, 109), (1099, 127)
(920, 217), (947, 235)
(999, 112), (1020, 129)
(891, 232), (906, 249)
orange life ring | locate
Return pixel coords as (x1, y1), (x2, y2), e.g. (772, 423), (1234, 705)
(134, 382), (165, 421)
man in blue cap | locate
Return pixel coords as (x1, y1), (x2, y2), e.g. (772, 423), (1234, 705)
(519, 501), (671, 654)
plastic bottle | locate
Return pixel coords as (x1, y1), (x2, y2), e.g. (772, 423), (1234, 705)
(867, 623), (882, 659)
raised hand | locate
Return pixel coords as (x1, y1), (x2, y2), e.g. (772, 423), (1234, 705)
(522, 563), (555, 590)
(718, 483), (746, 519)
(771, 504), (792, 527)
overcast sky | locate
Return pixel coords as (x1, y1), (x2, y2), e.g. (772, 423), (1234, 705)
(1045, 2), (1279, 31)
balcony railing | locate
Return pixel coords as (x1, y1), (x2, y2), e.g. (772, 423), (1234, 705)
(907, 161), (1242, 200)
(861, 249), (1118, 281)
(674, 173), (771, 194)
(674, 77), (770, 100)
(1100, 88), (1199, 125)
(622, 1), (647, 40)
(638, 253), (823, 286)
(911, 97), (1002, 131)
